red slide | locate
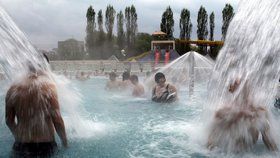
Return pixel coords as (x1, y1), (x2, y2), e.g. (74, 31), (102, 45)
(164, 50), (170, 64)
(155, 50), (160, 66)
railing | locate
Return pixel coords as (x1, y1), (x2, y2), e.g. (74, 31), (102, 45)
(50, 60), (167, 74)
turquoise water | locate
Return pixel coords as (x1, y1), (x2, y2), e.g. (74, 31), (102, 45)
(0, 77), (277, 158)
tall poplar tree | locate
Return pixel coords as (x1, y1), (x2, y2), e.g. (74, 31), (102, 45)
(117, 11), (125, 50)
(130, 5), (137, 47)
(222, 4), (234, 40)
(125, 7), (131, 48)
(97, 10), (105, 59)
(105, 5), (116, 42)
(85, 6), (96, 59)
(197, 6), (208, 54)
(180, 8), (192, 40)
(125, 5), (138, 49)
(160, 6), (174, 39)
(209, 12), (215, 41)
(197, 6), (208, 40)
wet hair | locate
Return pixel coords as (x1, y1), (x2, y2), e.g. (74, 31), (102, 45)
(155, 72), (165, 83)
(109, 72), (117, 78)
(122, 71), (130, 81)
(130, 74), (138, 83)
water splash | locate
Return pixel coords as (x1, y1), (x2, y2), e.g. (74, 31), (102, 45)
(206, 0), (280, 153)
(0, 6), (99, 140)
(144, 51), (214, 96)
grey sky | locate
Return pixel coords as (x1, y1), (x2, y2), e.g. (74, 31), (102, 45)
(0, 0), (239, 50)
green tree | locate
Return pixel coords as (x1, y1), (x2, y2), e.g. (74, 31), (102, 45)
(222, 4), (234, 40)
(130, 5), (138, 47)
(180, 8), (192, 40)
(105, 5), (116, 42)
(209, 12), (215, 41)
(85, 6), (96, 59)
(97, 10), (105, 59)
(117, 11), (125, 50)
(135, 33), (152, 53)
(197, 6), (208, 40)
(160, 6), (174, 39)
(197, 6), (208, 55)
(125, 5), (138, 49)
(125, 7), (131, 48)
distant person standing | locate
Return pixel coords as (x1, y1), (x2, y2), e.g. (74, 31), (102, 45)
(130, 75), (145, 97)
(5, 64), (67, 157)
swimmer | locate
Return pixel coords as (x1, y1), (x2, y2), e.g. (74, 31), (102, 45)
(105, 72), (120, 90)
(5, 63), (67, 157)
(207, 79), (278, 152)
(130, 74), (145, 97)
(119, 71), (133, 90)
(152, 72), (178, 103)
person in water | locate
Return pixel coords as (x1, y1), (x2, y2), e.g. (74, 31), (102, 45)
(105, 72), (120, 91)
(5, 63), (68, 157)
(120, 71), (133, 90)
(207, 79), (278, 152)
(152, 72), (178, 103)
(130, 74), (145, 97)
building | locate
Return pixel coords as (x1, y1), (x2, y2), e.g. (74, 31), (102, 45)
(58, 38), (85, 60)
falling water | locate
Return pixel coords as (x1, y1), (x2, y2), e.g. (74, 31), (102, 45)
(0, 6), (99, 139)
(206, 0), (280, 153)
(144, 51), (214, 95)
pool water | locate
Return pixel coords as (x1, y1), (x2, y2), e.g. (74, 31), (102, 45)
(0, 77), (278, 158)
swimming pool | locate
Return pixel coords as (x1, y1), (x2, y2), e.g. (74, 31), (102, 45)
(0, 77), (278, 158)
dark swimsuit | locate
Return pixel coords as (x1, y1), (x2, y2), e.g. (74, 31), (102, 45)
(12, 141), (57, 158)
(152, 84), (176, 103)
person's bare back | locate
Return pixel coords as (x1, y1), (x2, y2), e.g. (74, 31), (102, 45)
(6, 72), (67, 156)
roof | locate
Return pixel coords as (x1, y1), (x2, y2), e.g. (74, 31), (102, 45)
(152, 31), (167, 36)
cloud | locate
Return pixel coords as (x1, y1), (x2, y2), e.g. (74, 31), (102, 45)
(0, 0), (239, 50)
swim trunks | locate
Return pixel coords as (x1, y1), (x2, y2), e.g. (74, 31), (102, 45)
(12, 141), (57, 157)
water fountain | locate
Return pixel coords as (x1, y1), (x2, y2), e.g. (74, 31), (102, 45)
(144, 51), (214, 96)
(0, 4), (100, 148)
(205, 0), (280, 153)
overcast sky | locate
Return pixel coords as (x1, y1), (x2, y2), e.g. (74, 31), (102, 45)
(0, 0), (239, 50)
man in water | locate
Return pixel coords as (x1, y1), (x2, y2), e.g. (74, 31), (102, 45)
(105, 72), (120, 91)
(152, 72), (177, 103)
(119, 71), (133, 90)
(207, 79), (278, 152)
(130, 74), (145, 97)
(5, 64), (68, 157)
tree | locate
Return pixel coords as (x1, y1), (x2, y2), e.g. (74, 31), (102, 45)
(222, 4), (234, 40)
(97, 10), (105, 59)
(85, 6), (96, 59)
(135, 33), (152, 53)
(197, 6), (208, 55)
(117, 11), (125, 50)
(180, 8), (192, 40)
(197, 6), (208, 40)
(125, 5), (138, 49)
(130, 5), (138, 47)
(209, 12), (215, 41)
(105, 5), (116, 42)
(160, 6), (174, 39)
